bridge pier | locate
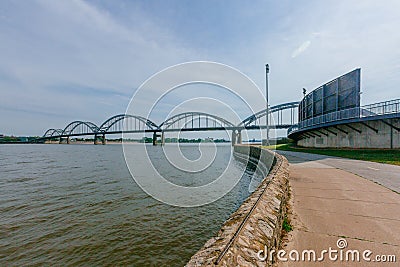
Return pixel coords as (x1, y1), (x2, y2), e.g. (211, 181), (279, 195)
(231, 130), (237, 146)
(94, 135), (100, 145)
(161, 131), (165, 146)
(237, 130), (242, 144)
(152, 132), (157, 146)
(59, 137), (70, 144)
(152, 132), (163, 146)
(94, 134), (106, 145)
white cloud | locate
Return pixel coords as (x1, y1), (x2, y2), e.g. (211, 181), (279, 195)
(0, 0), (200, 134)
(291, 40), (311, 58)
(1, 0), (400, 136)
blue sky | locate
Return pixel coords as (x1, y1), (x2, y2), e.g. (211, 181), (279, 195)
(1, 0), (400, 136)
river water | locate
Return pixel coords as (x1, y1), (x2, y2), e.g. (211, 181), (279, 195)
(0, 144), (262, 266)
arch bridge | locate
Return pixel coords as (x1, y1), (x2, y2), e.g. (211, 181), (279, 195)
(37, 102), (299, 145)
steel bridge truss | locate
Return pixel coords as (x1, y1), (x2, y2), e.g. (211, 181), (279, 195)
(98, 114), (159, 134)
(61, 121), (99, 137)
(239, 102), (299, 128)
(159, 112), (235, 132)
(39, 102), (300, 141)
(43, 128), (64, 138)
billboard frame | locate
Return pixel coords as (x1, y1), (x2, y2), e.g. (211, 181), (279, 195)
(299, 68), (361, 122)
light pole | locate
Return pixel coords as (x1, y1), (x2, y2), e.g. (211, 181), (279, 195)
(265, 64), (270, 145)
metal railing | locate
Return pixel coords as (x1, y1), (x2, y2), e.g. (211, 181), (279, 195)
(288, 98), (400, 135)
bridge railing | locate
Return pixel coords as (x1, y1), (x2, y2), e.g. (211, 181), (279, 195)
(288, 98), (400, 135)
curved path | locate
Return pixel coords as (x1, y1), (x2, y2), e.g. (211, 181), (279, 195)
(279, 151), (400, 193)
(276, 151), (399, 266)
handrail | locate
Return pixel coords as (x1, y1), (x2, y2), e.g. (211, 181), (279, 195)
(288, 99), (400, 135)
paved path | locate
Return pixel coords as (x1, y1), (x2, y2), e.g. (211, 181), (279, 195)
(278, 150), (400, 193)
(276, 151), (400, 266)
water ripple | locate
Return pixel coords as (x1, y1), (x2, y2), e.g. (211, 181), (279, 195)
(0, 144), (260, 266)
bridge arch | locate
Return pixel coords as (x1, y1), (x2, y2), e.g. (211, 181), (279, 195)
(159, 112), (235, 130)
(61, 121), (99, 136)
(239, 101), (299, 128)
(99, 114), (158, 133)
(43, 128), (63, 138)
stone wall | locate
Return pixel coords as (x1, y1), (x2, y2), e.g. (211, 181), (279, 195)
(186, 146), (289, 267)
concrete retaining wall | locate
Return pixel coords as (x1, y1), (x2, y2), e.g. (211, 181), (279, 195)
(297, 118), (400, 148)
(186, 146), (289, 267)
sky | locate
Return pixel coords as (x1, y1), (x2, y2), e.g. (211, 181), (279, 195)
(1, 0), (400, 136)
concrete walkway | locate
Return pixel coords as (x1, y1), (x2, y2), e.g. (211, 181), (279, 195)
(276, 151), (400, 267)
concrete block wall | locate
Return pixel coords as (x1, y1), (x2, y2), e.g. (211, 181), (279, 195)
(297, 118), (400, 148)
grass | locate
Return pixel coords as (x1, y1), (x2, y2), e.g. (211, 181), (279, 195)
(282, 216), (292, 232)
(263, 143), (400, 166)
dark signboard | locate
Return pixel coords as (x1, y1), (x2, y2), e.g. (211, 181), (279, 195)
(299, 68), (361, 122)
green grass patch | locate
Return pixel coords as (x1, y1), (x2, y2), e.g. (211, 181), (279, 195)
(282, 216), (292, 232)
(264, 144), (400, 166)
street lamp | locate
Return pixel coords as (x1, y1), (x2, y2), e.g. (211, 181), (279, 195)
(265, 64), (270, 145)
